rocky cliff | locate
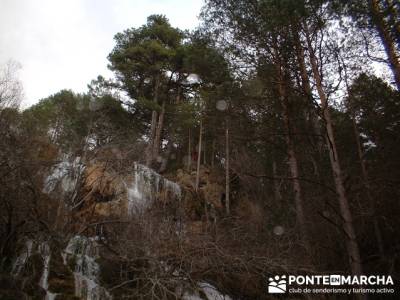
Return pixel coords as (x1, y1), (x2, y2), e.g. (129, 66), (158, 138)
(4, 155), (236, 300)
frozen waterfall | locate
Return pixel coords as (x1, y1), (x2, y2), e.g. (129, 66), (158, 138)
(64, 235), (112, 300)
(126, 162), (181, 214)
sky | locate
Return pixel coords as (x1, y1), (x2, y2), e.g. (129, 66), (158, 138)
(0, 0), (203, 107)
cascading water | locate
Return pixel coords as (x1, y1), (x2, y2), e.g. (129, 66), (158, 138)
(38, 243), (58, 300)
(64, 235), (111, 300)
(44, 158), (181, 216)
(127, 162), (181, 214)
(12, 240), (33, 276)
(12, 240), (57, 299)
(12, 237), (112, 300)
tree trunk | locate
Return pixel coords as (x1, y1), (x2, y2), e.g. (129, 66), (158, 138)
(281, 94), (309, 248)
(345, 70), (385, 258)
(188, 128), (192, 171)
(203, 138), (207, 165)
(146, 75), (160, 166)
(384, 0), (400, 48)
(272, 160), (282, 203)
(304, 25), (363, 277)
(195, 120), (202, 191)
(153, 100), (165, 161)
(371, 0), (400, 91)
(275, 63), (309, 251)
(225, 117), (230, 215)
(146, 110), (158, 166)
(158, 139), (173, 173)
(176, 84), (182, 104)
(350, 104), (385, 258)
(211, 138), (216, 168)
(293, 26), (322, 147)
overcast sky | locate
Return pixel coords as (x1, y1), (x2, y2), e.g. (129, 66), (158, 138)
(0, 0), (203, 107)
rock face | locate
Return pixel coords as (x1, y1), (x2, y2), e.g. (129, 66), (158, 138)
(43, 156), (225, 224)
(9, 156), (232, 300)
(44, 157), (183, 221)
(74, 163), (127, 228)
(176, 166), (225, 213)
